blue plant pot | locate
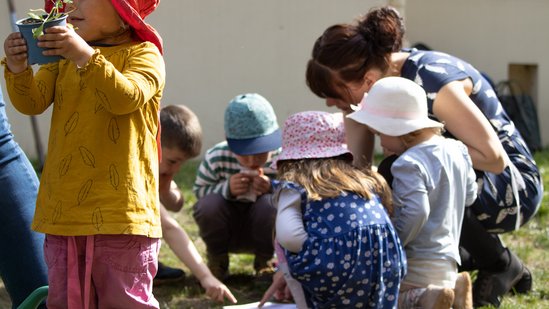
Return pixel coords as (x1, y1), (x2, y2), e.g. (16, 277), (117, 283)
(16, 15), (68, 65)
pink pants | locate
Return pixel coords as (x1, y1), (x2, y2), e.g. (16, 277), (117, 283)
(44, 234), (160, 309)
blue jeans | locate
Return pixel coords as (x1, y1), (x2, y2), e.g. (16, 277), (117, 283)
(0, 89), (48, 308)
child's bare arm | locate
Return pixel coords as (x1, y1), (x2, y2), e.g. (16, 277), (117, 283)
(159, 176), (184, 212)
(160, 205), (237, 303)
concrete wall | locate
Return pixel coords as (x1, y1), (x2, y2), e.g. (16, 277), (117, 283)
(0, 0), (386, 159)
(404, 0), (548, 146)
(1, 0), (547, 159)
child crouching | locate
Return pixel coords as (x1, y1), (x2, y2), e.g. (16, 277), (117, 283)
(272, 111), (406, 308)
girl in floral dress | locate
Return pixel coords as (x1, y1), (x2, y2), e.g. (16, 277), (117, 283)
(271, 111), (406, 308)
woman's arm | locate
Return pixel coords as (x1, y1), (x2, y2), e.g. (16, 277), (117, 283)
(345, 116), (375, 169)
(433, 79), (507, 173)
(326, 99), (375, 168)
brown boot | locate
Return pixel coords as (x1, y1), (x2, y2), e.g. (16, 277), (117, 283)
(207, 253), (229, 281)
(453, 272), (473, 309)
(418, 285), (455, 309)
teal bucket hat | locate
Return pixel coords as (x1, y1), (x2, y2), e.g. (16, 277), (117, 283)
(224, 93), (282, 155)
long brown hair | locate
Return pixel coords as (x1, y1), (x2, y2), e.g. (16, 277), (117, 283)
(306, 6), (405, 101)
(277, 156), (393, 214)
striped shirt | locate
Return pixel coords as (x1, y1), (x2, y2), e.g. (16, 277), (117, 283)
(193, 141), (280, 200)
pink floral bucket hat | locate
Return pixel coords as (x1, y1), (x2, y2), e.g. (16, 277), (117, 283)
(273, 111), (351, 168)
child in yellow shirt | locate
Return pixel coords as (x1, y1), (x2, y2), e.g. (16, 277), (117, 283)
(3, 0), (165, 307)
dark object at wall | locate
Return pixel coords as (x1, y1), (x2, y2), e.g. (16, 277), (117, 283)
(497, 80), (542, 153)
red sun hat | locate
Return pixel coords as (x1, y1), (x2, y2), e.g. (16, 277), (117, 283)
(45, 0), (163, 54)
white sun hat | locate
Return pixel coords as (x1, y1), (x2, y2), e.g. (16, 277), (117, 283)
(347, 76), (443, 136)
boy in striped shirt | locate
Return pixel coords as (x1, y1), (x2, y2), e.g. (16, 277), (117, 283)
(193, 93), (281, 280)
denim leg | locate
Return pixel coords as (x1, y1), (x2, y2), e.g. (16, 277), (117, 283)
(0, 138), (48, 308)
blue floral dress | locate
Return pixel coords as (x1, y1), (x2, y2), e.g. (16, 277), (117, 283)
(400, 48), (543, 232)
(275, 181), (406, 309)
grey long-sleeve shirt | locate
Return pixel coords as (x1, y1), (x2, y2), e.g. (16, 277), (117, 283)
(391, 137), (477, 265)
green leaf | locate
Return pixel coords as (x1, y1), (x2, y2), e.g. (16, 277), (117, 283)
(26, 0), (72, 38)
(32, 24), (45, 38)
(29, 8), (47, 13)
(27, 12), (44, 21)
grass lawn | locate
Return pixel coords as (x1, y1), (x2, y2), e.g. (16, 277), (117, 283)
(155, 149), (549, 308)
(153, 161), (273, 308)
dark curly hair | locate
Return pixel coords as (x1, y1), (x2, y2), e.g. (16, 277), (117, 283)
(306, 6), (405, 101)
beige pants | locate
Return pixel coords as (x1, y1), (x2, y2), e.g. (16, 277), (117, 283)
(402, 258), (457, 289)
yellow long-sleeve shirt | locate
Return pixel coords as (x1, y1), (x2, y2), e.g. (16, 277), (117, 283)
(3, 41), (165, 238)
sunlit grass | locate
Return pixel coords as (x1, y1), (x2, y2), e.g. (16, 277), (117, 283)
(157, 160), (270, 308)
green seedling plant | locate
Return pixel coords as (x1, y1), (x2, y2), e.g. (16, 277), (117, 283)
(26, 0), (73, 38)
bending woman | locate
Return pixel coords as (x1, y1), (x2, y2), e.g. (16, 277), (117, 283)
(305, 6), (542, 308)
